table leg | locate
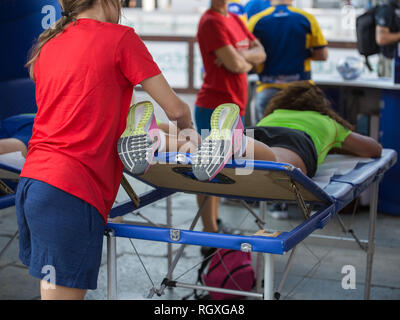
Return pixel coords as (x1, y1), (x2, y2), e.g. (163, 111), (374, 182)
(364, 180), (379, 300)
(107, 230), (117, 300)
(264, 253), (274, 300)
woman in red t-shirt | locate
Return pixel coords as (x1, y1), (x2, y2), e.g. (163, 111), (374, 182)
(195, 0), (266, 238)
(18, 0), (194, 300)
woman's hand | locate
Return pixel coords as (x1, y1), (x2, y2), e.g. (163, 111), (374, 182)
(237, 39), (266, 66)
(214, 45), (253, 74)
(214, 57), (223, 68)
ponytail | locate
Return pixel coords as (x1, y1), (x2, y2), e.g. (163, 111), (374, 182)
(26, 15), (74, 80)
(25, 0), (107, 81)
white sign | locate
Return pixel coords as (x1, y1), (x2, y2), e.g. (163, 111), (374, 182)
(145, 41), (189, 88)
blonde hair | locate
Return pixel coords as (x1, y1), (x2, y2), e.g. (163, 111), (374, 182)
(26, 0), (122, 80)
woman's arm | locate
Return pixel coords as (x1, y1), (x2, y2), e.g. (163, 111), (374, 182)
(214, 45), (254, 74)
(237, 39), (266, 66)
(341, 132), (382, 158)
(140, 73), (194, 131)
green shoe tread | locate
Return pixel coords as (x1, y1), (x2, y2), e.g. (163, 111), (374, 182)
(207, 103), (239, 141)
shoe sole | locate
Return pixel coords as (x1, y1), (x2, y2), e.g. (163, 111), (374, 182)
(192, 103), (240, 181)
(121, 101), (154, 137)
(118, 102), (158, 175)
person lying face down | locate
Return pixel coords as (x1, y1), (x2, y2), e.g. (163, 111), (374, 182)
(122, 83), (381, 181)
(153, 81), (382, 180)
(115, 81), (382, 237)
(240, 80), (382, 178)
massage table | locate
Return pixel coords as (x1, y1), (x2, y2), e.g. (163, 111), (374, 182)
(0, 150), (396, 299)
(0, 153), (25, 260)
(105, 149), (397, 300)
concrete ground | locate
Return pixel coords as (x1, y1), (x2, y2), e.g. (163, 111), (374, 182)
(1, 93), (399, 300)
(1, 175), (400, 300)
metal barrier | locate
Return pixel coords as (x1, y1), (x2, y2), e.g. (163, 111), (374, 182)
(139, 35), (357, 94)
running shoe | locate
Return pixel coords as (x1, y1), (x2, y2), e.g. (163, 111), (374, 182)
(117, 101), (161, 175)
(192, 103), (244, 181)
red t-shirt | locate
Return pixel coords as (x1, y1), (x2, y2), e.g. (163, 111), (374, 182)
(21, 19), (161, 223)
(195, 9), (255, 116)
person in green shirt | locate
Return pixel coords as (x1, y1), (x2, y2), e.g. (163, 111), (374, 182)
(193, 80), (382, 233)
(122, 81), (382, 237)
(194, 80), (382, 181)
(243, 80), (382, 178)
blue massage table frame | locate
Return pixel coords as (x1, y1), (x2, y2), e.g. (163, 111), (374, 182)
(0, 150), (396, 299)
(105, 149), (397, 300)
(0, 160), (23, 209)
(0, 161), (23, 259)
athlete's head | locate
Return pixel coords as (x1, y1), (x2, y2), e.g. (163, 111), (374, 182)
(263, 81), (354, 130)
(26, 0), (122, 80)
(211, 0), (229, 9)
(59, 0), (122, 24)
(270, 0), (293, 6)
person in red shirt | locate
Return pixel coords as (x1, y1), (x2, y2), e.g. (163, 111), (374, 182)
(196, 0), (265, 119)
(18, 0), (193, 300)
(195, 0), (266, 239)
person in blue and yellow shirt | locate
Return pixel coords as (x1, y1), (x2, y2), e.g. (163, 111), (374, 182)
(228, 0), (248, 23)
(245, 0), (271, 20)
(247, 0), (328, 122)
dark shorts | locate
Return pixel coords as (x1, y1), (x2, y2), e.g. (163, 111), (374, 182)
(0, 114), (35, 148)
(16, 178), (105, 290)
(245, 126), (318, 178)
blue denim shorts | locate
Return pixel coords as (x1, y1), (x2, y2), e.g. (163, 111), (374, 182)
(16, 178), (105, 290)
(194, 106), (245, 137)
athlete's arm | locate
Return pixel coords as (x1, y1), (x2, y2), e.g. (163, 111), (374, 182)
(214, 45), (254, 74)
(140, 74), (194, 131)
(340, 132), (382, 158)
(376, 25), (400, 46)
(311, 47), (328, 61)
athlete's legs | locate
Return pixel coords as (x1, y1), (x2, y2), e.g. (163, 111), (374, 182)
(157, 122), (199, 153)
(0, 138), (28, 157)
(158, 122), (220, 233)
